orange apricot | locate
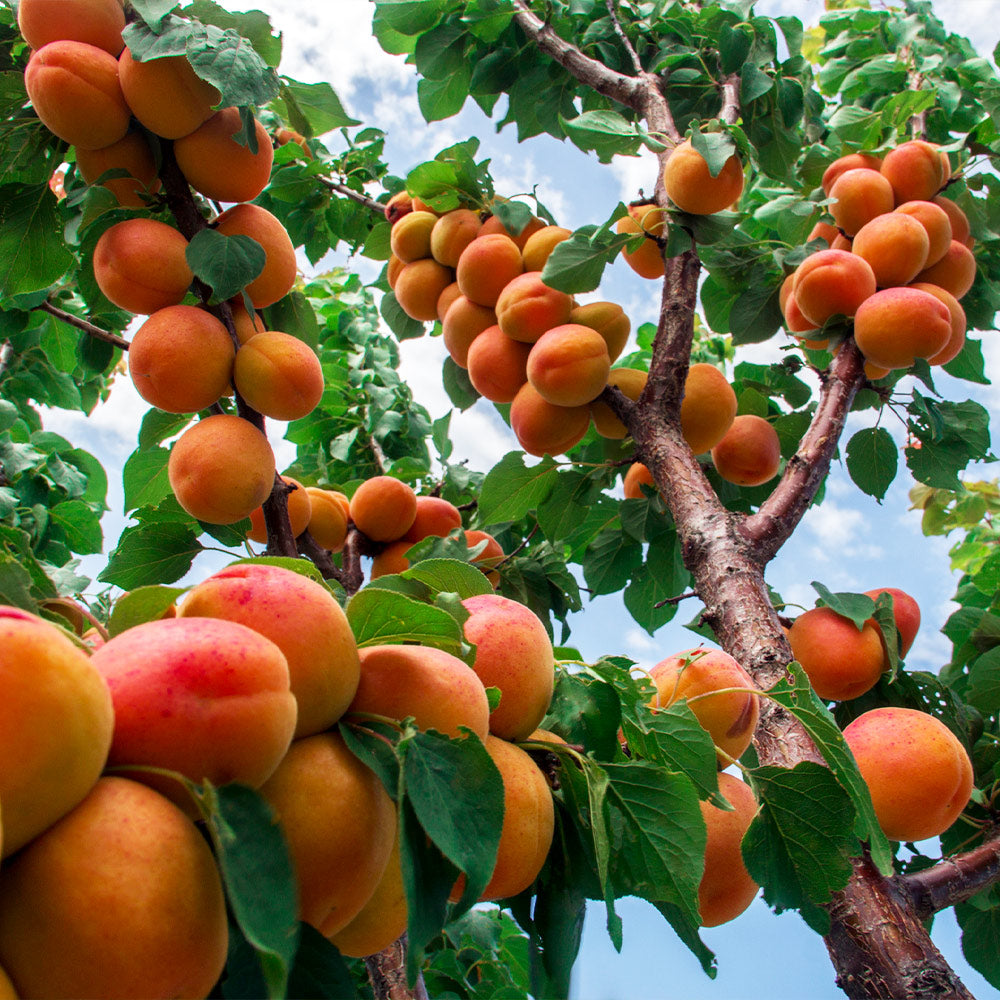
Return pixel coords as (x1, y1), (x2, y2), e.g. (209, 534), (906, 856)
(590, 368), (647, 439)
(496, 271), (574, 344)
(229, 297), (266, 344)
(467, 324), (531, 403)
(436, 281), (462, 322)
(305, 487), (350, 552)
(247, 476), (312, 544)
(663, 140), (743, 214)
(522, 225), (572, 272)
(465, 529), (505, 584)
(370, 540), (411, 579)
(710, 415), (781, 487)
(349, 476), (417, 543)
(442, 295), (497, 367)
(389, 210), (437, 263)
(880, 140), (945, 204)
(430, 209), (482, 267)
(623, 462), (655, 499)
(617, 202), (666, 279)
(893, 200), (953, 268)
(851, 212), (930, 288)
(913, 240), (977, 299)
(233, 331), (324, 421)
(18, 0), (126, 56)
(909, 282), (966, 367)
(526, 323), (611, 407)
(933, 194), (972, 247)
(384, 191), (413, 225)
(403, 496), (463, 543)
(510, 382), (591, 457)
(456, 234), (524, 307)
(386, 253), (405, 290)
(479, 212), (545, 250)
(828, 168), (895, 236)
(863, 587), (920, 659)
(792, 249), (876, 326)
(75, 130), (159, 207)
(214, 203), (297, 308)
(569, 301), (631, 362)
(806, 220), (841, 245)
(395, 258), (454, 322)
(681, 363), (737, 454)
(821, 152), (884, 196)
(853, 286), (952, 370)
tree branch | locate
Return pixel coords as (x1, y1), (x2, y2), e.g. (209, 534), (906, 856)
(605, 0), (643, 75)
(296, 529), (346, 585)
(742, 342), (866, 564)
(719, 72), (741, 125)
(318, 176), (386, 215)
(262, 474), (299, 558)
(37, 301), (130, 350)
(365, 936), (428, 1000)
(902, 832), (1000, 921)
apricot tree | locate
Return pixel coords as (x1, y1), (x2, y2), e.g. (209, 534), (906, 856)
(1, 0), (1000, 998)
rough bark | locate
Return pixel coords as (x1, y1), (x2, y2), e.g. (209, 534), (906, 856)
(365, 936), (429, 1000)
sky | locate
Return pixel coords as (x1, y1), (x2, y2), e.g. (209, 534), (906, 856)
(42, 0), (1000, 997)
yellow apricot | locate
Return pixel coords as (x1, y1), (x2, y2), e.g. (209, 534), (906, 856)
(390, 210), (438, 263)
(233, 331), (324, 422)
(526, 323), (611, 407)
(522, 225), (572, 272)
(214, 203), (297, 308)
(456, 234), (524, 307)
(623, 461), (655, 499)
(18, 0), (125, 56)
(681, 363), (737, 454)
(395, 258), (454, 322)
(711, 415), (781, 487)
(75, 130), (159, 207)
(349, 476), (417, 542)
(430, 209), (482, 267)
(247, 476), (312, 544)
(569, 301), (631, 362)
(306, 487), (350, 552)
(590, 368), (647, 439)
(663, 140), (744, 215)
(616, 203), (665, 279)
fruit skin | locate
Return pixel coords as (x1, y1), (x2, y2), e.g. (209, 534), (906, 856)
(522, 225), (571, 272)
(75, 130), (159, 207)
(179, 563), (361, 738)
(214, 203), (297, 308)
(234, 331), (324, 421)
(384, 191), (413, 225)
(442, 296), (497, 367)
(128, 305), (235, 413)
(648, 647), (760, 762)
(893, 200), (953, 268)
(851, 213), (929, 288)
(821, 152), (884, 195)
(479, 212), (545, 250)
(663, 139), (744, 215)
(306, 487), (350, 552)
(403, 496), (463, 543)
(910, 282), (966, 367)
(787, 607), (886, 702)
(569, 301), (631, 362)
(167, 413), (276, 525)
(247, 476), (312, 544)
(792, 249), (876, 326)
(456, 234), (524, 307)
(852, 286), (951, 370)
(390, 210), (437, 263)
(430, 209), (482, 267)
(591, 367), (647, 439)
(699, 772), (760, 927)
(913, 239), (977, 299)
(467, 325), (530, 404)
(623, 461), (655, 499)
(92, 616), (297, 793)
(829, 168), (895, 236)
(0, 605), (114, 857)
(510, 381), (591, 457)
(863, 587), (921, 658)
(371, 539), (413, 579)
(348, 644), (490, 739)
(843, 707), (974, 841)
(173, 108), (274, 204)
(93, 217), (193, 315)
(495, 271), (574, 345)
(462, 594), (555, 741)
(880, 140), (945, 204)
(260, 733), (396, 935)
(710, 415), (781, 487)
(680, 363), (737, 454)
(527, 323), (611, 407)
(0, 776), (228, 1000)
(18, 0), (126, 55)
(616, 203), (666, 279)
(395, 258), (454, 322)
(465, 529), (505, 586)
(350, 476), (418, 542)
(25, 40), (130, 149)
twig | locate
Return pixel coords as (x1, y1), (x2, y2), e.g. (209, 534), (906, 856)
(318, 176), (386, 215)
(719, 72), (741, 125)
(902, 832), (1000, 920)
(653, 590), (698, 609)
(296, 529), (346, 586)
(369, 434), (388, 475)
(606, 0), (643, 75)
(365, 936), (428, 1000)
(0, 340), (13, 381)
(36, 302), (130, 350)
(491, 523), (538, 571)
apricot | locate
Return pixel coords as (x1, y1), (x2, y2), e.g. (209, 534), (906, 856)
(496, 271), (574, 344)
(179, 563), (361, 739)
(880, 140), (945, 204)
(787, 607), (886, 702)
(465, 529), (505, 585)
(569, 301), (631, 361)
(843, 707), (974, 841)
(909, 282), (966, 367)
(25, 40), (130, 149)
(893, 200), (953, 268)
(430, 209), (482, 267)
(913, 240), (977, 299)
(214, 203), (297, 308)
(782, 290), (818, 334)
(649, 647), (760, 762)
(623, 461), (655, 499)
(261, 733), (395, 934)
(306, 487), (350, 551)
(0, 606), (114, 857)
(442, 295), (497, 367)
(710, 415), (781, 487)
(371, 539), (413, 579)
(395, 258), (454, 322)
(851, 213), (929, 287)
(933, 194), (972, 246)
(462, 594), (555, 741)
(522, 225), (572, 272)
(348, 644), (490, 738)
(389, 210), (437, 263)
(863, 587), (920, 658)
(456, 233), (524, 307)
(0, 964), (13, 999)
(18, 0), (125, 55)
(92, 616), (296, 791)
(616, 203), (666, 279)
(510, 381), (591, 457)
(829, 168), (894, 236)
(591, 367), (647, 439)
(527, 323), (611, 407)
(806, 220), (840, 245)
(436, 281), (462, 322)
(792, 249), (876, 325)
(821, 152), (884, 196)
(467, 325), (531, 403)
(128, 305), (234, 413)
(853, 286), (952, 370)
(229, 297), (266, 344)
(75, 130), (159, 207)
(350, 475), (417, 542)
(386, 252), (405, 290)
(93, 218), (193, 315)
(118, 48), (220, 140)
(663, 140), (744, 215)
(173, 108), (274, 204)
(0, 777), (228, 1000)
(681, 363), (737, 454)
(247, 475), (312, 543)
(384, 191), (413, 225)
(167, 413), (276, 524)
(480, 211), (545, 250)
(404, 495), (463, 542)
(233, 331), (324, 421)
(699, 772), (760, 926)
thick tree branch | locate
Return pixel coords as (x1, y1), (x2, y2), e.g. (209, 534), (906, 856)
(605, 0), (643, 75)
(296, 529), (345, 584)
(366, 936), (428, 1000)
(902, 832), (1000, 920)
(262, 474), (299, 558)
(742, 342), (866, 564)
(37, 301), (131, 350)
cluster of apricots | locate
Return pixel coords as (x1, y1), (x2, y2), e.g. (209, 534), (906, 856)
(0, 557), (562, 995)
(17, 0), (323, 528)
(782, 140), (975, 375)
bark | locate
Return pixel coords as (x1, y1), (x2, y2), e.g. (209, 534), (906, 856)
(903, 832), (1000, 921)
(37, 301), (131, 350)
(365, 936), (428, 1000)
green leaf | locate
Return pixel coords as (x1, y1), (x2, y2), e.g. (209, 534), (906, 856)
(346, 588), (466, 656)
(48, 500), (103, 555)
(968, 646), (1000, 715)
(479, 452), (558, 524)
(0, 554), (38, 611)
(441, 356), (481, 411)
(138, 409), (191, 451)
(262, 291), (321, 352)
(187, 229), (266, 303)
(417, 66), (471, 122)
(0, 185), (74, 297)
(583, 528), (642, 596)
(401, 558), (494, 599)
(186, 23), (280, 108)
(542, 670), (621, 762)
(812, 582), (876, 630)
(277, 80), (360, 136)
(689, 131), (737, 178)
(846, 427), (898, 502)
(183, 2), (283, 67)
(99, 522), (202, 589)
(107, 585), (189, 637)
(559, 111), (662, 162)
(130, 0), (179, 32)
(623, 529), (690, 634)
(122, 447), (173, 512)
(729, 283), (783, 345)
(380, 290), (427, 341)
(541, 225), (631, 294)
(957, 900), (1000, 989)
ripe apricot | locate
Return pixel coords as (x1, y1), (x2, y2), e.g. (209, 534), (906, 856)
(617, 203), (666, 279)
(843, 707), (974, 841)
(829, 168), (894, 236)
(496, 271), (574, 344)
(591, 367), (647, 439)
(881, 140), (945, 204)
(430, 209), (482, 267)
(75, 130), (159, 207)
(893, 200), (953, 268)
(389, 210), (437, 263)
(663, 139), (744, 215)
(386, 253), (405, 290)
(18, 0), (125, 56)
(527, 323), (611, 407)
(649, 647), (759, 762)
(510, 381), (591, 457)
(456, 234), (524, 307)
(349, 644), (490, 738)
(173, 107), (274, 204)
(910, 282), (966, 367)
(792, 249), (876, 325)
(806, 220), (840, 246)
(851, 213), (929, 287)
(821, 152), (883, 195)
(214, 203), (297, 308)
(118, 48), (219, 140)
(913, 240), (977, 299)
(522, 225), (572, 272)
(442, 295), (497, 367)
(480, 212), (545, 250)
(787, 607), (886, 702)
(25, 40), (130, 149)
(623, 461), (655, 499)
(93, 218), (193, 315)
(853, 286), (952, 370)
(467, 324), (531, 403)
(710, 415), (781, 487)
(371, 540), (413, 579)
(681, 363), (737, 454)
(403, 495), (463, 542)
(234, 331), (324, 421)
(570, 301), (631, 361)
(229, 297), (266, 344)
(305, 487), (350, 552)
(465, 529), (504, 585)
(350, 475), (417, 542)
(933, 194), (972, 247)
(863, 587), (920, 658)
(168, 413), (275, 524)
(247, 475), (312, 544)
(128, 305), (234, 413)
(395, 258), (454, 322)
(699, 772), (760, 926)
(436, 281), (462, 322)
(384, 191), (413, 225)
